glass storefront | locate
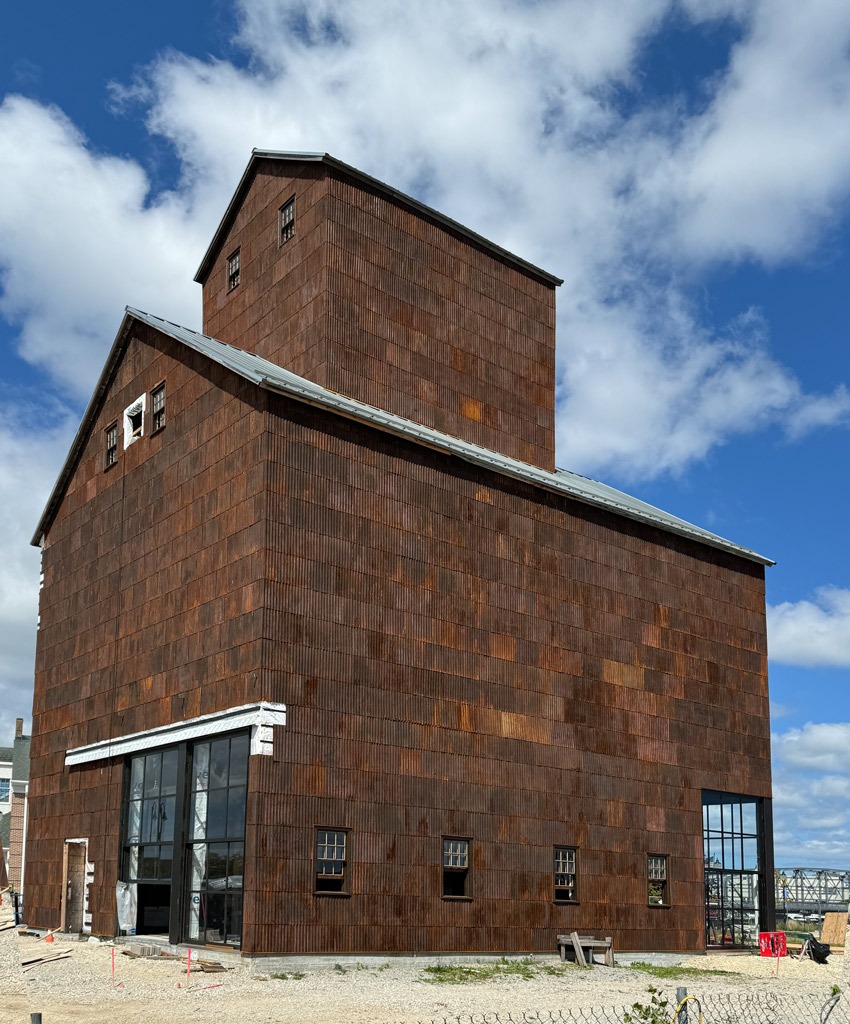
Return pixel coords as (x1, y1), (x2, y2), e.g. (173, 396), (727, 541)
(120, 731), (249, 947)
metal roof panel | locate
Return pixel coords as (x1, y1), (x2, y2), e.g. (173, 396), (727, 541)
(120, 308), (774, 567)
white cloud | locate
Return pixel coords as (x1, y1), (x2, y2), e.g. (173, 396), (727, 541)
(668, 0), (850, 264)
(773, 722), (850, 864)
(0, 397), (77, 742)
(0, 95), (204, 400)
(768, 588), (850, 667)
(773, 722), (850, 774)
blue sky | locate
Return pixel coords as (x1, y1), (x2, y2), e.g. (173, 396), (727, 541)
(2, 0), (850, 867)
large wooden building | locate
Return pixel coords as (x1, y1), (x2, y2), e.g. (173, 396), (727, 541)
(27, 151), (774, 956)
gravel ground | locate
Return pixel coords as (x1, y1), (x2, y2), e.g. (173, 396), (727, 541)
(2, 920), (849, 1024)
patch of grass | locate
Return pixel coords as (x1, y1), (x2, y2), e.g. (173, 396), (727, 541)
(333, 963), (349, 975)
(271, 971), (305, 980)
(628, 961), (737, 979)
(832, 984), (842, 996)
(422, 957), (538, 984)
(540, 962), (582, 976)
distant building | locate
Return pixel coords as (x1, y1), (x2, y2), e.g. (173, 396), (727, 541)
(1, 718), (31, 898)
(27, 151), (774, 955)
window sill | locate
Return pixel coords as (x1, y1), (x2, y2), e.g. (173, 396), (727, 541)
(314, 890), (351, 898)
(554, 899), (580, 905)
(441, 895), (473, 902)
(104, 462), (117, 473)
(648, 903), (670, 909)
(150, 426), (165, 438)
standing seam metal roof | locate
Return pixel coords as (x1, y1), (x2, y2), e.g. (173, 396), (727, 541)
(62, 307), (774, 567)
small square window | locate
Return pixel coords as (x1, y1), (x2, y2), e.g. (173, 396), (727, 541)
(442, 837), (470, 898)
(648, 854), (669, 906)
(105, 422), (118, 469)
(151, 383), (166, 433)
(315, 828), (347, 893)
(279, 197), (295, 245)
(554, 846), (578, 902)
(227, 248), (241, 291)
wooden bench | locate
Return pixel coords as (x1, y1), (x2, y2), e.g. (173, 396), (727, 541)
(557, 931), (615, 967)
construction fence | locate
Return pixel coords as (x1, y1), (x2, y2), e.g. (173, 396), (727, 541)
(406, 990), (849, 1024)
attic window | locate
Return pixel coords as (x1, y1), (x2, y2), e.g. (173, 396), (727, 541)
(279, 197), (295, 245)
(123, 394), (146, 449)
(104, 423), (118, 469)
(151, 383), (166, 433)
(227, 248), (241, 290)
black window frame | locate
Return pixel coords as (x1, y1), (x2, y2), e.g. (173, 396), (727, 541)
(104, 422), (118, 469)
(279, 196), (295, 245)
(150, 382), (166, 434)
(442, 836), (471, 899)
(554, 845), (578, 903)
(648, 853), (669, 907)
(314, 827), (349, 895)
(227, 248), (241, 291)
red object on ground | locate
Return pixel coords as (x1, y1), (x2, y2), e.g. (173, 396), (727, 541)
(759, 931), (787, 956)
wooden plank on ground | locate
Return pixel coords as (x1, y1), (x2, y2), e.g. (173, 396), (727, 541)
(570, 931), (587, 967)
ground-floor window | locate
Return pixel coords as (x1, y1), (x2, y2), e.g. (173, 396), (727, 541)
(120, 731), (249, 947)
(703, 790), (772, 947)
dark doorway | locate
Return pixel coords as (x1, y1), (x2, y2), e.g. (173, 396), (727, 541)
(136, 883), (171, 934)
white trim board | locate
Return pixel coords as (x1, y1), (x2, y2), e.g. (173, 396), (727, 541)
(64, 702), (287, 766)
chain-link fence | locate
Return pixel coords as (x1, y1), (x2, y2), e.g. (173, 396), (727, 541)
(401, 990), (850, 1024)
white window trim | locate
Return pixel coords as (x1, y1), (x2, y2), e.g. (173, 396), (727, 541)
(122, 393), (147, 449)
(64, 701), (286, 766)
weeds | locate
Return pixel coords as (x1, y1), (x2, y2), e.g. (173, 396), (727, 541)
(422, 957), (542, 984)
(334, 963), (348, 975)
(623, 986), (670, 1024)
(271, 971), (305, 980)
(628, 961), (737, 979)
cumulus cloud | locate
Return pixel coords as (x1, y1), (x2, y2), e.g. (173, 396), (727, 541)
(773, 722), (850, 863)
(0, 96), (204, 400)
(768, 588), (850, 667)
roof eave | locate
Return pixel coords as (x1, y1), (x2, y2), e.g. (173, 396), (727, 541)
(193, 150), (563, 288)
(31, 311), (136, 547)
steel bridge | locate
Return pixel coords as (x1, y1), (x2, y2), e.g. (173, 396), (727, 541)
(775, 868), (850, 915)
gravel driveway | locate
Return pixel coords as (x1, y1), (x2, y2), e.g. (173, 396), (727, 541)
(3, 913), (849, 1024)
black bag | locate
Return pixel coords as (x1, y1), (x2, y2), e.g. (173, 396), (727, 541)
(808, 934), (831, 964)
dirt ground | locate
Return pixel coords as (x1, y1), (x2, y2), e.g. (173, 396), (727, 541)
(2, 910), (849, 1024)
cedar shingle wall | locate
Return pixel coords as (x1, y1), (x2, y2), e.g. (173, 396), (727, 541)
(242, 394), (769, 954)
(201, 160), (557, 471)
(27, 326), (268, 933)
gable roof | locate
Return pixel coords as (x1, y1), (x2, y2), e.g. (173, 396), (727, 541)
(194, 150), (564, 288)
(33, 307), (773, 566)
